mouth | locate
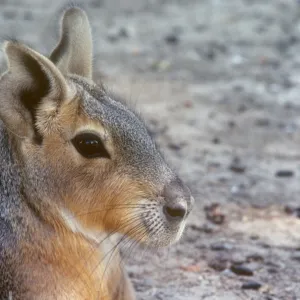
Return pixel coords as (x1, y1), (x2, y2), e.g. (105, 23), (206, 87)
(133, 202), (188, 248)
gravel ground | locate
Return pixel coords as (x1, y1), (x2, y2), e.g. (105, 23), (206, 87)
(1, 0), (300, 299)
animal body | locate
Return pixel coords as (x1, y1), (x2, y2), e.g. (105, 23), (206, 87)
(0, 7), (193, 300)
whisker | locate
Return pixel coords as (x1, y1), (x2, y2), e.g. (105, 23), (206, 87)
(62, 204), (148, 221)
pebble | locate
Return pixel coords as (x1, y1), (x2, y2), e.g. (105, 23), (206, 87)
(230, 264), (254, 276)
(107, 26), (133, 42)
(151, 59), (171, 71)
(190, 223), (216, 234)
(2, 9), (16, 19)
(228, 120), (236, 128)
(241, 280), (262, 290)
(255, 118), (270, 127)
(208, 257), (228, 272)
(212, 137), (221, 144)
(231, 54), (244, 65)
(291, 251), (300, 261)
(165, 33), (179, 45)
(229, 157), (246, 173)
(275, 170), (294, 177)
(284, 205), (300, 218)
(204, 203), (226, 225)
(167, 142), (183, 151)
(231, 254), (246, 265)
(210, 242), (233, 251)
(250, 234), (260, 240)
(246, 253), (264, 262)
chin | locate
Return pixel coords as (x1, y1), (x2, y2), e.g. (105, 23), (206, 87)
(132, 220), (187, 248)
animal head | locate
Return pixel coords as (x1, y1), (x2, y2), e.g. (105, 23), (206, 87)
(0, 8), (193, 247)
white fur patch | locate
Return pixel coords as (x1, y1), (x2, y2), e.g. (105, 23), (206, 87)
(60, 208), (103, 244)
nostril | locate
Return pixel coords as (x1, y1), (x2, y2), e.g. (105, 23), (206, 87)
(163, 203), (186, 221)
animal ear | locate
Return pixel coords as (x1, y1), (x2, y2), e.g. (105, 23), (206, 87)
(50, 7), (93, 79)
(0, 41), (69, 140)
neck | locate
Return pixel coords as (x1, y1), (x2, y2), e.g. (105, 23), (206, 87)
(0, 124), (21, 215)
(59, 208), (104, 244)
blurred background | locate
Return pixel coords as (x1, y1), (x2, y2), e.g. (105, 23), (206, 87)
(1, 0), (300, 299)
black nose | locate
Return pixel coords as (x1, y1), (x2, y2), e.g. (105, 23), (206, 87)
(162, 178), (191, 222)
(163, 202), (187, 221)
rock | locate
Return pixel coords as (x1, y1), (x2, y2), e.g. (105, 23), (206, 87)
(2, 9), (16, 19)
(228, 120), (236, 128)
(221, 269), (236, 277)
(210, 242), (233, 251)
(167, 142), (183, 151)
(291, 252), (300, 261)
(184, 100), (193, 108)
(250, 234), (260, 240)
(246, 253), (264, 262)
(284, 205), (300, 218)
(231, 254), (246, 265)
(267, 267), (278, 274)
(107, 25), (134, 42)
(255, 118), (270, 127)
(190, 223), (216, 234)
(275, 170), (294, 177)
(208, 256), (228, 272)
(230, 265), (254, 276)
(204, 203), (226, 225)
(229, 157), (246, 173)
(165, 33), (179, 45)
(212, 137), (221, 144)
(241, 280), (262, 290)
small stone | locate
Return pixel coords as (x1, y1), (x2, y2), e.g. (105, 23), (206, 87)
(228, 120), (236, 128)
(246, 253), (264, 262)
(165, 33), (179, 45)
(250, 234), (260, 240)
(204, 203), (225, 225)
(230, 265), (254, 276)
(275, 170), (294, 177)
(184, 100), (193, 108)
(291, 251), (300, 261)
(255, 118), (270, 127)
(284, 205), (300, 218)
(231, 54), (244, 65)
(210, 242), (233, 251)
(267, 267), (278, 274)
(221, 269), (235, 277)
(107, 26), (133, 42)
(208, 257), (228, 272)
(151, 60), (171, 71)
(229, 157), (246, 173)
(231, 254), (246, 265)
(212, 137), (221, 144)
(180, 264), (201, 272)
(119, 27), (129, 38)
(167, 142), (182, 151)
(237, 104), (247, 113)
(201, 223), (217, 233)
(241, 280), (262, 290)
(3, 9), (16, 19)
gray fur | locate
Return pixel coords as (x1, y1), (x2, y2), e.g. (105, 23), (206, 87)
(72, 76), (173, 182)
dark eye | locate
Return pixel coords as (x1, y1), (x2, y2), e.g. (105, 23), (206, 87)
(71, 133), (110, 159)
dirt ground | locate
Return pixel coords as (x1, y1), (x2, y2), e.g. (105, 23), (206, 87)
(1, 0), (300, 299)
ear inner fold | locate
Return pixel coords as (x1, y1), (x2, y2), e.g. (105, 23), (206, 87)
(0, 41), (68, 139)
